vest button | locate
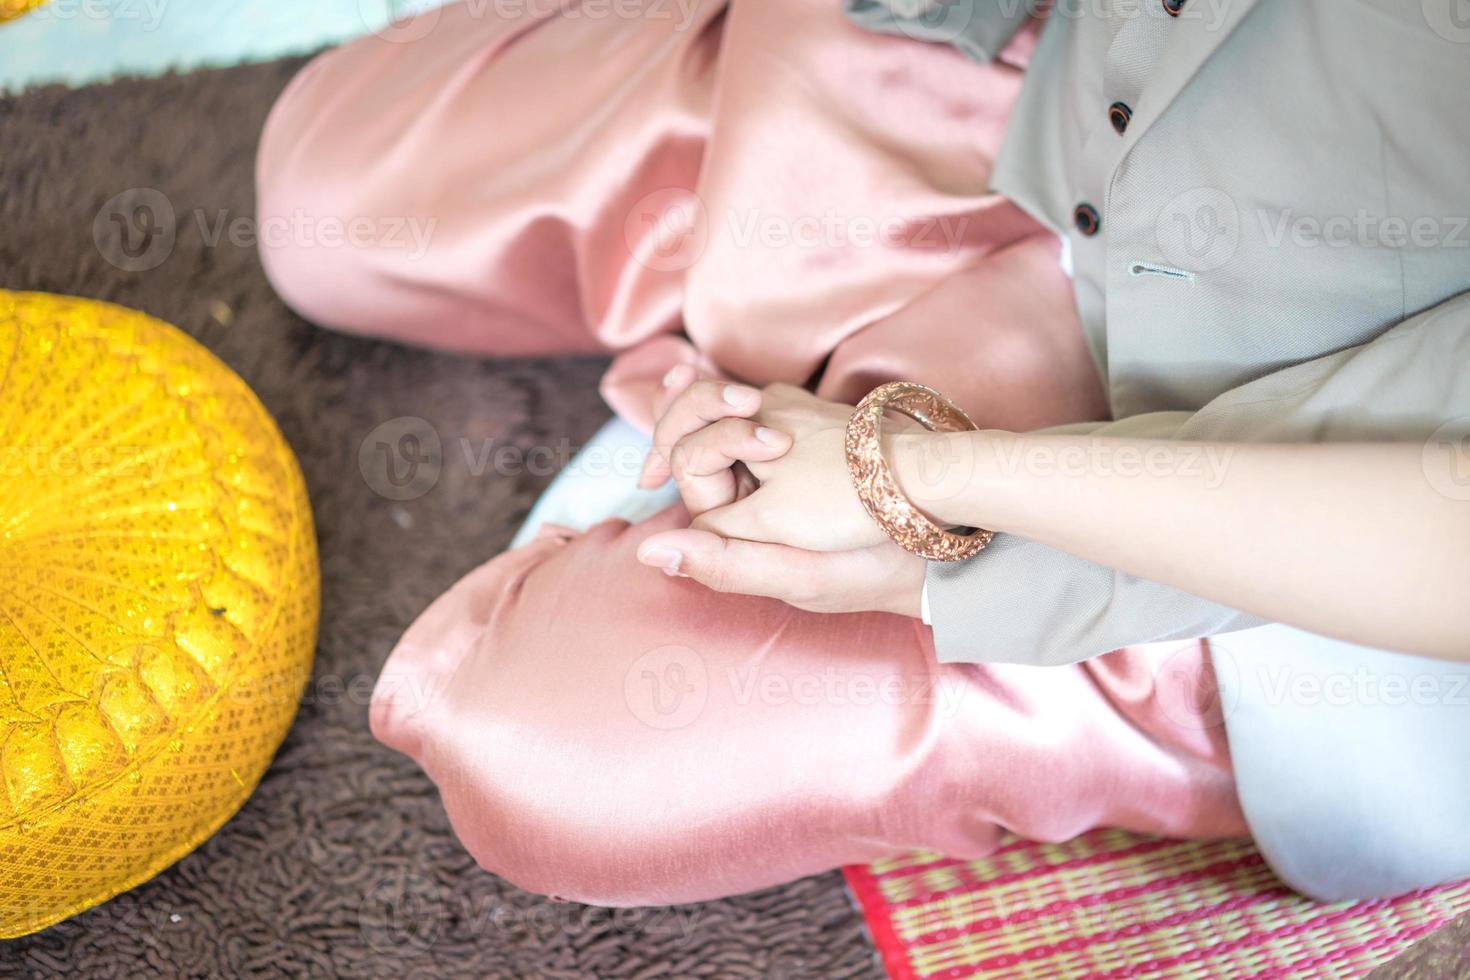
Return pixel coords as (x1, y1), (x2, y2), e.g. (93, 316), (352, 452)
(1074, 203), (1102, 237)
(1109, 101), (1133, 135)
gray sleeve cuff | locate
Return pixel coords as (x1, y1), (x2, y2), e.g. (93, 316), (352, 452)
(924, 535), (1264, 666)
(920, 287), (1470, 667)
(843, 0), (1035, 64)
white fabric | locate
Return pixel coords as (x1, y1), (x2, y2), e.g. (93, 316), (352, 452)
(1214, 625), (1470, 901)
(511, 416), (679, 549)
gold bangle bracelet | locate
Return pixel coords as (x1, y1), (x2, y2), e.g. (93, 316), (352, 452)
(844, 381), (994, 562)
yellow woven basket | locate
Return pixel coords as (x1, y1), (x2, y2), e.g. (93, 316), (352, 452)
(0, 292), (319, 938)
(0, 0), (48, 24)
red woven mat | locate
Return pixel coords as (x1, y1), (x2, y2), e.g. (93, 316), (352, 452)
(844, 831), (1470, 978)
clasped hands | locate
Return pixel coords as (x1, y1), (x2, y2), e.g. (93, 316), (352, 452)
(634, 365), (927, 618)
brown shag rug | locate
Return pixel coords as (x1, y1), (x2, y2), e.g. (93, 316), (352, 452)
(0, 55), (1463, 980)
(0, 59), (880, 979)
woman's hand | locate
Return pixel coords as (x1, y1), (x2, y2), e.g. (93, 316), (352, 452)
(635, 371), (932, 617)
(639, 375), (900, 552)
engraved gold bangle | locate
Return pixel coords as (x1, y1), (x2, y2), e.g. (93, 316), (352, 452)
(844, 381), (994, 562)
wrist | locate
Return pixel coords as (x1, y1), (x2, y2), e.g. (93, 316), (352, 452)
(875, 548), (928, 619)
(886, 430), (1001, 530)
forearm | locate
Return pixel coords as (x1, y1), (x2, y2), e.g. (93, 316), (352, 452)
(895, 432), (1470, 660)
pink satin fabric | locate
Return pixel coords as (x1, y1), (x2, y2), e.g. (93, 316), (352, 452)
(256, 0), (1104, 432)
(256, 0), (1246, 905)
(369, 510), (1243, 907)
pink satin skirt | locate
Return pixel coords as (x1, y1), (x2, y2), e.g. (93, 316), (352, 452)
(257, 0), (1247, 905)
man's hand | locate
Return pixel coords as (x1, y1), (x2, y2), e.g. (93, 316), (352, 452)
(635, 528), (927, 617)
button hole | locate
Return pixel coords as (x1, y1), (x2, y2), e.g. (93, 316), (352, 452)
(1130, 262), (1196, 283)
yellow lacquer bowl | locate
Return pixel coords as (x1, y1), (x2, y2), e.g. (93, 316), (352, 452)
(0, 292), (319, 937)
(0, 0), (48, 24)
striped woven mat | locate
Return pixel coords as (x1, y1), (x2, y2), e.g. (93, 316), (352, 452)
(843, 831), (1470, 978)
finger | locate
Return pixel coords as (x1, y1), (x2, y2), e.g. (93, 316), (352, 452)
(635, 529), (824, 605)
(651, 362), (698, 420)
(731, 461), (759, 501)
(688, 494), (765, 540)
(636, 363), (701, 488)
(670, 421), (791, 515)
(640, 380), (762, 489)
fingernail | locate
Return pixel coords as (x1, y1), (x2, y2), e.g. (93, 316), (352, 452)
(723, 384), (756, 407)
(638, 546), (683, 574)
(755, 426), (783, 446)
(661, 366), (684, 388)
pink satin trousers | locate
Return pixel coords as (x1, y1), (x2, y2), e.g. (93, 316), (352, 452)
(257, 0), (1247, 905)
